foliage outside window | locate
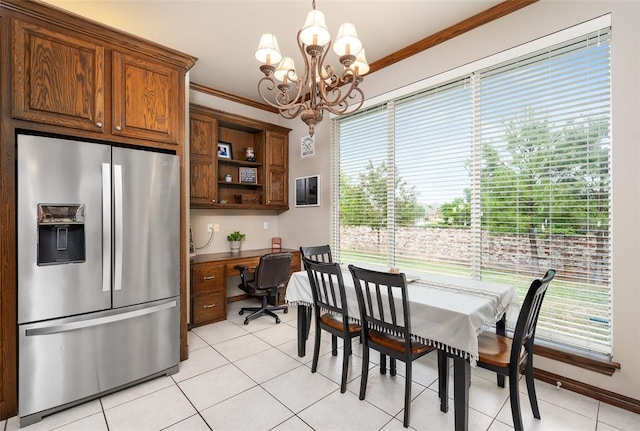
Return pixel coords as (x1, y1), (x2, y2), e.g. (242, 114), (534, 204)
(333, 27), (612, 355)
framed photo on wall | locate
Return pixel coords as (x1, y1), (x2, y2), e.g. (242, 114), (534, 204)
(301, 135), (315, 158)
(217, 141), (232, 159)
(295, 175), (319, 207)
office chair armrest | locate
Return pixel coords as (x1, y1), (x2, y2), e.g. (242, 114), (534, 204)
(235, 264), (250, 285)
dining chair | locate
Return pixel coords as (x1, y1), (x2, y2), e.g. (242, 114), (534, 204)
(475, 269), (556, 431)
(300, 245), (333, 267)
(303, 257), (361, 393)
(235, 252), (292, 325)
(348, 265), (436, 428)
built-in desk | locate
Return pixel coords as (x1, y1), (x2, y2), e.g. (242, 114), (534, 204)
(189, 248), (301, 328)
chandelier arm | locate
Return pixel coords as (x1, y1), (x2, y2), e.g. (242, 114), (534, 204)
(321, 86), (365, 116)
(316, 69), (363, 113)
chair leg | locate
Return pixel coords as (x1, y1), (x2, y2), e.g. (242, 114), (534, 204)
(311, 323), (322, 373)
(525, 356), (541, 419)
(380, 353), (387, 375)
(340, 337), (351, 393)
(438, 350), (449, 413)
(403, 361), (412, 428)
(331, 334), (338, 356)
(509, 369), (524, 431)
(360, 346), (369, 400)
(390, 358), (397, 376)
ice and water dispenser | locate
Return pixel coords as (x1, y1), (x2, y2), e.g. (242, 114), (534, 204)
(37, 204), (86, 265)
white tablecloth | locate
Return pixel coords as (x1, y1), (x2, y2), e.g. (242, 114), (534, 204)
(286, 269), (518, 365)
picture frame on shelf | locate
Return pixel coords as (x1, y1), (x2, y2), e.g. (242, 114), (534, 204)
(217, 141), (233, 159)
(239, 167), (258, 184)
(295, 175), (320, 207)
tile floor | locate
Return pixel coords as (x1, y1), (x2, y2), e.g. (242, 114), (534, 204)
(4, 299), (640, 431)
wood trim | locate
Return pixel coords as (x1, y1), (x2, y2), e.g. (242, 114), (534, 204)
(369, 0), (539, 73)
(534, 343), (620, 376)
(533, 368), (640, 415)
(190, 0), (539, 112)
(189, 82), (278, 114)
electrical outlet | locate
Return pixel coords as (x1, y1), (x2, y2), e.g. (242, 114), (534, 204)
(213, 224), (219, 232)
(263, 222), (268, 230)
(207, 223), (214, 232)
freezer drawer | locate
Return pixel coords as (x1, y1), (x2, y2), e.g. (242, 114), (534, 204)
(19, 298), (179, 425)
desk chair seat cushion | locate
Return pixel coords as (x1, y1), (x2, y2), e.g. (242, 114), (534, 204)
(239, 281), (269, 296)
(320, 313), (361, 333)
(369, 330), (431, 355)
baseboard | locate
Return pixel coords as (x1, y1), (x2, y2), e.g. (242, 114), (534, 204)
(534, 368), (640, 415)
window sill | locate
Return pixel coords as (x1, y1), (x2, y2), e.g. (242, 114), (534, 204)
(534, 340), (620, 376)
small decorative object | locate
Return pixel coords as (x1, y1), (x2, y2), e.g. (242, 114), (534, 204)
(244, 147), (255, 162)
(272, 237), (281, 250)
(239, 167), (258, 184)
(219, 199), (228, 204)
(301, 135), (315, 158)
(389, 267), (400, 274)
(227, 230), (246, 253)
(234, 194), (262, 205)
(217, 141), (232, 159)
(225, 174), (232, 182)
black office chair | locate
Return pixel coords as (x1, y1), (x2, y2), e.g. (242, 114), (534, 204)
(348, 265), (436, 428)
(236, 252), (292, 325)
(304, 258), (360, 393)
(300, 245), (333, 267)
(474, 269), (555, 431)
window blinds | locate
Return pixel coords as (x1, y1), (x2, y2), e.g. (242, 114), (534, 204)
(333, 27), (612, 355)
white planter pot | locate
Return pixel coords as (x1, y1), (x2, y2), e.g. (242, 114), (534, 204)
(229, 241), (242, 253)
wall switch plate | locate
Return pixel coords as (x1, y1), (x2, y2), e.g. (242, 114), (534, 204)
(213, 224), (219, 232)
(263, 222), (268, 230)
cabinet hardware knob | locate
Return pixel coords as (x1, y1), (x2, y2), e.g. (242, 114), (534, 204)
(96, 122), (103, 128)
(203, 275), (215, 280)
(212, 199), (216, 203)
(203, 304), (215, 308)
(115, 125), (122, 131)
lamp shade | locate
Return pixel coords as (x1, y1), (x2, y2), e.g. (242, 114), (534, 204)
(349, 48), (370, 75)
(300, 10), (330, 46)
(333, 23), (362, 56)
(255, 33), (283, 65)
(274, 57), (297, 83)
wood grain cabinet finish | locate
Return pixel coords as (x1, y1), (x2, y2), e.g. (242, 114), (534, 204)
(11, 18), (183, 146)
(189, 104), (291, 211)
(12, 19), (106, 132)
(264, 131), (288, 208)
(112, 51), (180, 144)
(189, 112), (218, 205)
(191, 263), (226, 326)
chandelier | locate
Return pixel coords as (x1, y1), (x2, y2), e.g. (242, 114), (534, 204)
(255, 0), (369, 136)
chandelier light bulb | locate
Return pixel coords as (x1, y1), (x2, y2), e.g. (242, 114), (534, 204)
(274, 57), (297, 83)
(300, 10), (330, 46)
(333, 23), (362, 57)
(255, 33), (282, 65)
(350, 48), (370, 75)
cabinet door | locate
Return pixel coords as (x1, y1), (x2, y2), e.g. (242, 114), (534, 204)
(189, 113), (218, 206)
(264, 131), (289, 208)
(112, 51), (179, 144)
(12, 19), (105, 132)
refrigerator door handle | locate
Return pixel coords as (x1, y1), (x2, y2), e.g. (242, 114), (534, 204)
(24, 300), (177, 336)
(102, 163), (111, 293)
(114, 164), (123, 291)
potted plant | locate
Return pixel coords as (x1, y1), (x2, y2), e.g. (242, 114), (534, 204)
(227, 230), (246, 253)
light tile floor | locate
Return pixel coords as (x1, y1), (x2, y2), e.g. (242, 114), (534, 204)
(5, 300), (640, 431)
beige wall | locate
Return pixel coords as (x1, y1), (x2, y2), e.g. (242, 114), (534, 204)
(191, 0), (640, 400)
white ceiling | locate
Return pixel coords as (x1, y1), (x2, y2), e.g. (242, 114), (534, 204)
(42, 0), (504, 105)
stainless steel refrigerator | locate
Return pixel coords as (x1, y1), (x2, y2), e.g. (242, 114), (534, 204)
(17, 134), (180, 426)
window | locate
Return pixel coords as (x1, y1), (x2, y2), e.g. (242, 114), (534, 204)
(332, 24), (612, 355)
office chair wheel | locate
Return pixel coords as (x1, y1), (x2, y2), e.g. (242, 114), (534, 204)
(284, 308), (288, 314)
(244, 318), (249, 325)
(239, 310), (244, 315)
(276, 318), (281, 324)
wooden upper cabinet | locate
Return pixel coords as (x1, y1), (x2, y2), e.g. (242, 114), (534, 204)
(11, 19), (106, 132)
(190, 112), (218, 206)
(112, 51), (180, 145)
(264, 130), (288, 208)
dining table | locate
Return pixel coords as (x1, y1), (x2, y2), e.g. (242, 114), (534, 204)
(285, 267), (518, 431)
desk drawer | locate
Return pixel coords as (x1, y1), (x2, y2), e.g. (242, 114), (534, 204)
(193, 265), (224, 294)
(193, 291), (226, 325)
(226, 257), (260, 276)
